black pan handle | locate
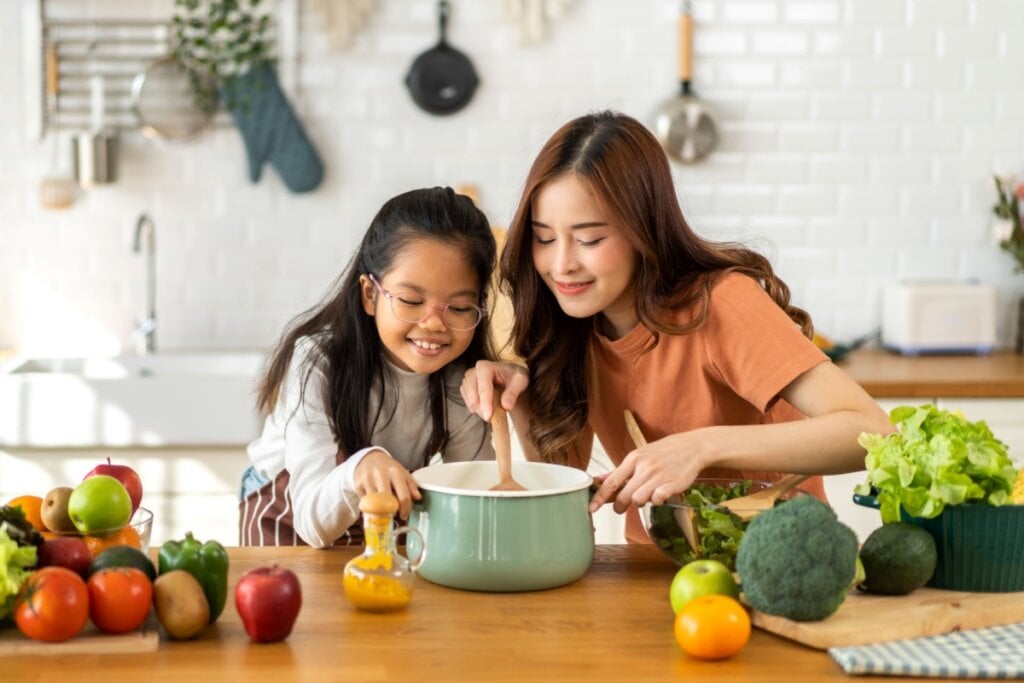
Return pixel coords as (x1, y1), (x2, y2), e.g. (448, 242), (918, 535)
(438, 0), (450, 45)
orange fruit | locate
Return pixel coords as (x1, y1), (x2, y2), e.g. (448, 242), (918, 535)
(83, 525), (142, 558)
(674, 594), (751, 660)
(7, 495), (45, 531)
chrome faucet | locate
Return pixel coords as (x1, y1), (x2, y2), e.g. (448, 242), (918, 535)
(132, 213), (156, 355)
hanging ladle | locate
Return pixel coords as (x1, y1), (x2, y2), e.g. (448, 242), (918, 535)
(623, 409), (701, 554)
(489, 393), (526, 492)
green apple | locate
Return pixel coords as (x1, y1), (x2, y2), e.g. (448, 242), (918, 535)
(669, 559), (740, 614)
(68, 475), (132, 534)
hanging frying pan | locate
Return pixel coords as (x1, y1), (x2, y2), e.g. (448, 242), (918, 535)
(405, 0), (479, 116)
(652, 1), (719, 163)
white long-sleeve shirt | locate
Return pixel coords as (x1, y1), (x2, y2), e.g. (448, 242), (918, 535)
(246, 337), (494, 547)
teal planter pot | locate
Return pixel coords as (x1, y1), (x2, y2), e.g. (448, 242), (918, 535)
(854, 491), (1024, 592)
(408, 461), (595, 592)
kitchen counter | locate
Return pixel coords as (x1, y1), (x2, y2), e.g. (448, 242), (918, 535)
(6, 545), (949, 682)
(841, 349), (1024, 397)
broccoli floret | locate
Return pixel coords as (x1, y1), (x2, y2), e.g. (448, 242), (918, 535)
(736, 496), (858, 622)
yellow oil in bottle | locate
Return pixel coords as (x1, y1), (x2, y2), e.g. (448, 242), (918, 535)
(343, 493), (418, 612)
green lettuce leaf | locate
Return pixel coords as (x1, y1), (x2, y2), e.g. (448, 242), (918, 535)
(648, 480), (751, 569)
(857, 404), (1017, 523)
(0, 525), (37, 624)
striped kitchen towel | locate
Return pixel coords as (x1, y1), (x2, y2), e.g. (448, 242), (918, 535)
(829, 623), (1024, 678)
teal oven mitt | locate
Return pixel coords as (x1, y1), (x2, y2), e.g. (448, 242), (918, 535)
(225, 61), (324, 193)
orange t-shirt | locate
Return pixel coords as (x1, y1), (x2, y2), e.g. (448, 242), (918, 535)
(578, 272), (830, 543)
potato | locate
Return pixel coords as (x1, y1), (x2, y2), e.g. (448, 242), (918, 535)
(153, 569), (210, 639)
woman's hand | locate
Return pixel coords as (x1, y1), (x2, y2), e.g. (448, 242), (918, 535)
(588, 431), (710, 514)
(460, 360), (530, 421)
(353, 449), (421, 519)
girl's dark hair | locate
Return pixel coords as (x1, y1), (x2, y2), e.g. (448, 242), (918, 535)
(503, 111), (812, 464)
(257, 186), (496, 463)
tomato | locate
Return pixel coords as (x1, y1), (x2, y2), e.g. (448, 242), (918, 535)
(87, 567), (153, 634)
(14, 566), (89, 642)
(673, 594), (751, 660)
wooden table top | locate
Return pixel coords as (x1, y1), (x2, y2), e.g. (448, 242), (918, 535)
(4, 544), (960, 682)
(840, 349), (1024, 397)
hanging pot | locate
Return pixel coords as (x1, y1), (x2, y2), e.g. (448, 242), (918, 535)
(651, 0), (718, 163)
(405, 0), (479, 116)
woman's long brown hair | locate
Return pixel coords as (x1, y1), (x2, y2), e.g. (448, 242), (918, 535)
(502, 111), (812, 464)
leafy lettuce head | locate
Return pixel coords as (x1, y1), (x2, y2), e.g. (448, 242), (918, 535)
(856, 404), (1017, 523)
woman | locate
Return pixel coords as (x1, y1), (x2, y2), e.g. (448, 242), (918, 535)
(461, 111), (891, 542)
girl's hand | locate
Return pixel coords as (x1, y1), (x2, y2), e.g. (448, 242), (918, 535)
(353, 449), (421, 519)
(588, 432), (709, 514)
(460, 360), (530, 421)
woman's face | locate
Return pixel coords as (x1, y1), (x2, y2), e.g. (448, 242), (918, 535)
(530, 174), (638, 338)
(360, 238), (482, 374)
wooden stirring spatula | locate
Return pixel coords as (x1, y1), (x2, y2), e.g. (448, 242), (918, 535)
(489, 394), (526, 492)
(623, 409), (701, 554)
(718, 473), (810, 522)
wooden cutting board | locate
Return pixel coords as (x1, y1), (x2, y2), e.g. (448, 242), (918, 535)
(752, 587), (1024, 650)
(0, 615), (159, 655)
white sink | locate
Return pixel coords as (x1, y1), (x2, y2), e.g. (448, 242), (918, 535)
(0, 352), (267, 447)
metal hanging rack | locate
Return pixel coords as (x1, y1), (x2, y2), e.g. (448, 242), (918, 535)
(22, 0), (298, 141)
(42, 18), (174, 133)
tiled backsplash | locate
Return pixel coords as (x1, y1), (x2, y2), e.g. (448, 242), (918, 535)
(2, 0), (1023, 355)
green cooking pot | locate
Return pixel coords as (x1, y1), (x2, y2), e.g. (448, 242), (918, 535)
(408, 461), (595, 592)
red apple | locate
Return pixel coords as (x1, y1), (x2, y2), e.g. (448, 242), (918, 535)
(235, 566), (302, 643)
(37, 536), (93, 577)
(85, 458), (143, 516)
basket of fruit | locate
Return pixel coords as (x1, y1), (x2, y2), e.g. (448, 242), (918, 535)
(16, 458), (152, 556)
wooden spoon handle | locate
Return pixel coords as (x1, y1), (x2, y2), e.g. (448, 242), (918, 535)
(491, 393), (512, 482)
(623, 409), (647, 448)
(767, 473), (810, 498)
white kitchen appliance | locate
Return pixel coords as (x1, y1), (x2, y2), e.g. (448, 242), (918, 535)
(881, 282), (997, 355)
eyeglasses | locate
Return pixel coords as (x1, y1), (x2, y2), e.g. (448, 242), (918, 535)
(368, 273), (487, 331)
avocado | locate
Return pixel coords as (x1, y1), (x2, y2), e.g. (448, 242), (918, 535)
(859, 522), (937, 595)
(88, 544), (157, 581)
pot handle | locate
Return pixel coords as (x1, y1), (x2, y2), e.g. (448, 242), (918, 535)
(852, 490), (880, 509)
(394, 525), (426, 572)
(678, 0), (693, 86)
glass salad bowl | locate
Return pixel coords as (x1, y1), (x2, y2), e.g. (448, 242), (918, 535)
(641, 478), (810, 570)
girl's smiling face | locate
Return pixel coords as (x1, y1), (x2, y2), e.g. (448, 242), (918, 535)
(360, 238), (483, 374)
(530, 173), (639, 339)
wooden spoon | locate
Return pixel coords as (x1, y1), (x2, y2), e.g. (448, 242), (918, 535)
(718, 473), (810, 522)
(489, 393), (526, 492)
(623, 409), (700, 554)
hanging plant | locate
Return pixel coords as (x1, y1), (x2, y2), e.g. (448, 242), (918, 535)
(171, 0), (276, 115)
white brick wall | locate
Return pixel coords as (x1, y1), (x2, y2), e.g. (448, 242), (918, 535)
(1, 0), (1023, 354)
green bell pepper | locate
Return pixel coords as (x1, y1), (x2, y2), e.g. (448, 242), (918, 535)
(158, 531), (229, 623)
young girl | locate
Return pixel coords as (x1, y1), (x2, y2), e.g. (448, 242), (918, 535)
(461, 111), (892, 543)
(241, 187), (496, 547)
